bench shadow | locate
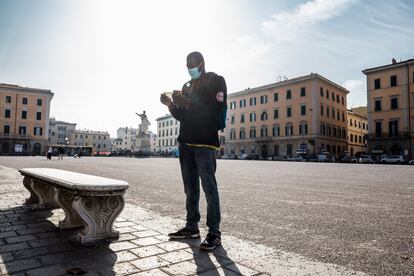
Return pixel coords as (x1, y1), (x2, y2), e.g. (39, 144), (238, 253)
(0, 205), (118, 276)
(171, 238), (242, 275)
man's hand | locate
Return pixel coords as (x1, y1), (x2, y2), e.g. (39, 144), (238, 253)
(160, 94), (172, 106)
(172, 93), (190, 107)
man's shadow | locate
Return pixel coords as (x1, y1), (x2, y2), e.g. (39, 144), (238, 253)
(0, 205), (118, 276)
(171, 238), (242, 275)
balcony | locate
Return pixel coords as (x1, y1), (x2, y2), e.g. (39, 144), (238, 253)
(0, 134), (32, 140)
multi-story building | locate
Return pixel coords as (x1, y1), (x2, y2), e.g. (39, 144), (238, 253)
(68, 130), (111, 153)
(347, 107), (368, 155)
(0, 83), (54, 155)
(117, 127), (138, 152)
(225, 73), (349, 158)
(48, 118), (76, 145)
(362, 58), (414, 158)
(156, 114), (180, 153)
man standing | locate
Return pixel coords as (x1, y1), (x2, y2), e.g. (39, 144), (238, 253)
(160, 52), (227, 250)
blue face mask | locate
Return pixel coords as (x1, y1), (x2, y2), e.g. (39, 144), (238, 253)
(188, 65), (201, 79)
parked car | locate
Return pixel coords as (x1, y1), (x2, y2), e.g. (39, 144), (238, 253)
(239, 153), (248, 160)
(380, 155), (407, 164)
(409, 160), (414, 165)
(246, 154), (260, 160)
(340, 155), (352, 163)
(351, 155), (374, 164)
(287, 156), (303, 162)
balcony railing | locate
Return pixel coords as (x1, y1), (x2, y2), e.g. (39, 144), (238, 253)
(0, 134), (32, 139)
(367, 132), (411, 141)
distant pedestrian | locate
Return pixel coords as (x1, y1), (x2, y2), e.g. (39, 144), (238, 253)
(58, 146), (65, 160)
(160, 51), (227, 250)
(47, 146), (52, 160)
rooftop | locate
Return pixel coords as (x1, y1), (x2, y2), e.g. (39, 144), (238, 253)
(0, 83), (54, 96)
(228, 73), (349, 98)
(156, 114), (173, 121)
(362, 58), (414, 74)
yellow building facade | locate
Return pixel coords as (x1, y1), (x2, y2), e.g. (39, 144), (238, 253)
(362, 59), (414, 158)
(0, 83), (53, 155)
(225, 73), (349, 158)
(347, 107), (368, 155)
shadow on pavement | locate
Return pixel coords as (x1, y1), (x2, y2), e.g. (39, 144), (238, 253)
(0, 205), (118, 275)
(172, 238), (242, 275)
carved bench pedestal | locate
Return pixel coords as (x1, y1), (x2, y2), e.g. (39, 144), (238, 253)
(72, 193), (125, 243)
(54, 188), (84, 229)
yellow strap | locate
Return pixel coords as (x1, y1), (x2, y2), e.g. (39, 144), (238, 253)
(186, 143), (220, 150)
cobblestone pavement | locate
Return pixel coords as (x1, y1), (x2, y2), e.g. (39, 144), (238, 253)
(0, 164), (366, 276)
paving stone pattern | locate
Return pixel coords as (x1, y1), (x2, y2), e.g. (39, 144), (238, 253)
(0, 165), (263, 276)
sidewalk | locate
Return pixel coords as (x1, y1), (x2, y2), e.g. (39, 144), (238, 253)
(0, 165), (365, 276)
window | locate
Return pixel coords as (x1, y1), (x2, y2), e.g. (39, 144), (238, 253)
(342, 112), (345, 122)
(22, 110), (27, 119)
(19, 126), (26, 135)
(5, 109), (11, 118)
(260, 95), (268, 104)
(250, 97), (256, 106)
(336, 95), (340, 103)
(274, 93), (279, 102)
(285, 124), (293, 136)
(359, 136), (362, 143)
(375, 99), (381, 111)
(389, 120), (398, 137)
(260, 126), (268, 137)
(230, 101), (236, 110)
(320, 105), (324, 116)
(37, 98), (43, 106)
(320, 87), (324, 97)
(5, 96), (11, 103)
(250, 112), (256, 122)
(250, 128), (256, 138)
(375, 121), (382, 137)
(326, 107), (329, 118)
(374, 79), (381, 89)
(326, 90), (329, 99)
(342, 97), (344, 105)
(34, 127), (43, 136)
(332, 108), (335, 119)
(331, 92), (335, 101)
(287, 107), (292, 117)
(36, 112), (42, 120)
(320, 124), (326, 135)
(4, 125), (10, 134)
(300, 87), (306, 97)
(301, 105), (306, 116)
(240, 114), (245, 123)
(274, 109), (279, 119)
(239, 128), (246, 139)
(231, 115), (235, 124)
(337, 110), (340, 121)
(239, 99), (246, 108)
(272, 125), (280, 137)
(260, 112), (268, 121)
(333, 127), (337, 137)
(22, 97), (28, 105)
(286, 90), (292, 99)
(299, 124), (308, 135)
(391, 97), (398, 110)
(390, 75), (397, 87)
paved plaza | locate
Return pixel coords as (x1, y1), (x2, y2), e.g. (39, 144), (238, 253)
(0, 157), (413, 275)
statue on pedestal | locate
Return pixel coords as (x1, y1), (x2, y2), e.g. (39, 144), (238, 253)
(136, 110), (151, 135)
(135, 110), (151, 153)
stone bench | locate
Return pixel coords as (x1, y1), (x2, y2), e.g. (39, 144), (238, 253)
(19, 168), (129, 243)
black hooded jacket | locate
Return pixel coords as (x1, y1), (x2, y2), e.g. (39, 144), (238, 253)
(169, 72), (227, 148)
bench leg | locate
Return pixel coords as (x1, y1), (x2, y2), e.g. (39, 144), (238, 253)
(72, 195), (125, 243)
(54, 188), (84, 229)
(23, 176), (39, 204)
(30, 179), (57, 209)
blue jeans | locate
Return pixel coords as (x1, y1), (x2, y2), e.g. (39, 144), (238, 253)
(179, 143), (221, 236)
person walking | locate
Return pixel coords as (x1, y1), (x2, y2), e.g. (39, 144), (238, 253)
(57, 146), (65, 160)
(160, 51), (227, 250)
(47, 146), (52, 160)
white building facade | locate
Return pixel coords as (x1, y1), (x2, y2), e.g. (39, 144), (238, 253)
(116, 127), (138, 152)
(156, 114), (180, 153)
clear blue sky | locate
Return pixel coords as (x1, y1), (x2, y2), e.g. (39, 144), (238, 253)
(1, 0), (413, 137)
